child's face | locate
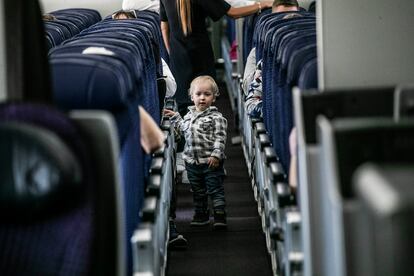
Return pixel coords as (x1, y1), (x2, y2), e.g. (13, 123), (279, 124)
(191, 81), (215, 112)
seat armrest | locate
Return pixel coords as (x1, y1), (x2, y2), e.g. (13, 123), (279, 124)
(146, 174), (161, 198)
(269, 162), (286, 183)
(161, 119), (171, 131)
(277, 182), (295, 208)
(140, 196), (158, 223)
(264, 146), (277, 164)
(254, 122), (266, 137)
(258, 133), (270, 150)
(150, 157), (163, 174)
(153, 146), (166, 158)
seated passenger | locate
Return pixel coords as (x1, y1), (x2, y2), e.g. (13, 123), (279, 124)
(242, 0), (300, 94)
(164, 76), (228, 230)
(112, 10), (137, 19)
(242, 0), (300, 190)
(244, 4), (301, 116)
(42, 13), (57, 21)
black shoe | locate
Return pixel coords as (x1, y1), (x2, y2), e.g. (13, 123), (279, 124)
(168, 220), (187, 249)
(190, 210), (210, 226)
(213, 210), (227, 229)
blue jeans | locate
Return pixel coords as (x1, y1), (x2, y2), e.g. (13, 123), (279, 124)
(185, 162), (226, 213)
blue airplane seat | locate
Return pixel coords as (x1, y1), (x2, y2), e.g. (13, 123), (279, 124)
(0, 103), (123, 276)
(45, 34), (54, 50)
(138, 10), (169, 63)
(270, 43), (316, 172)
(135, 10), (169, 64)
(44, 21), (72, 39)
(243, 8), (272, 64)
(53, 15), (86, 32)
(85, 20), (162, 77)
(298, 58), (318, 90)
(48, 18), (81, 36)
(49, 43), (144, 93)
(76, 27), (160, 123)
(53, 13), (90, 30)
(62, 32), (159, 124)
(308, 1), (316, 13)
(105, 10), (168, 64)
(261, 20), (315, 131)
(50, 54), (145, 275)
(44, 22), (68, 47)
(51, 8), (101, 27)
(45, 27), (62, 48)
(226, 17), (236, 44)
(254, 12), (314, 62)
(258, 16), (315, 131)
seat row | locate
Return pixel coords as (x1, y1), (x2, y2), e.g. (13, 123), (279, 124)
(225, 6), (414, 276)
(1, 8), (174, 276)
(49, 10), (174, 276)
(44, 8), (102, 50)
(229, 10), (317, 275)
(293, 86), (414, 276)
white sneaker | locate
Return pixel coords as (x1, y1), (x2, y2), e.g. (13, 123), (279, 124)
(181, 170), (190, 184)
(176, 152), (185, 174)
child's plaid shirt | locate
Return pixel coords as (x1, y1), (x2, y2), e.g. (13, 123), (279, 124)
(170, 106), (227, 164)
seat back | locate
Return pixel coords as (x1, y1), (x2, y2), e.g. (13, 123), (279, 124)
(0, 103), (125, 276)
(318, 117), (414, 276)
(354, 163), (414, 276)
(50, 54), (144, 275)
(292, 87), (395, 276)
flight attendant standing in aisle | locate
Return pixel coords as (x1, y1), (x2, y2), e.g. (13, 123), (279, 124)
(160, 0), (273, 117)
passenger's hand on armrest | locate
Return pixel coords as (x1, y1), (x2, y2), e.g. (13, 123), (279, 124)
(139, 106), (165, 154)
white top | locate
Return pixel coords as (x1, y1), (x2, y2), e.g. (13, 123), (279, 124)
(122, 0), (160, 13)
(225, 0), (255, 7)
(242, 48), (256, 95)
(161, 58), (176, 98)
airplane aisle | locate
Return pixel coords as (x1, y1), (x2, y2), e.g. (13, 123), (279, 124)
(167, 81), (273, 276)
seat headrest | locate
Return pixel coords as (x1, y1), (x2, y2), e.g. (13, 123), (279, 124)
(0, 103), (91, 222)
(0, 122), (83, 222)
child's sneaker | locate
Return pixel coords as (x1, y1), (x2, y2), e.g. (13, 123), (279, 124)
(168, 220), (188, 249)
(213, 210), (227, 229)
(190, 210), (210, 226)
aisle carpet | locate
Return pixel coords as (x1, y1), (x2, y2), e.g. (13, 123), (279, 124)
(167, 81), (273, 276)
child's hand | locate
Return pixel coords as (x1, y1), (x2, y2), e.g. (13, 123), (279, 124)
(163, 109), (176, 117)
(208, 156), (220, 169)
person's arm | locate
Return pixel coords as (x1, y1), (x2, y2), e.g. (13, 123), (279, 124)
(210, 115), (228, 160)
(226, 0), (273, 19)
(161, 21), (170, 54)
(288, 128), (297, 190)
(139, 106), (165, 154)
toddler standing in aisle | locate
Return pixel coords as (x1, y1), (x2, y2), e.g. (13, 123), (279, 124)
(164, 76), (228, 229)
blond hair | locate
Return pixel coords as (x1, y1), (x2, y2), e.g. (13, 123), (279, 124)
(176, 0), (192, 36)
(188, 76), (220, 98)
